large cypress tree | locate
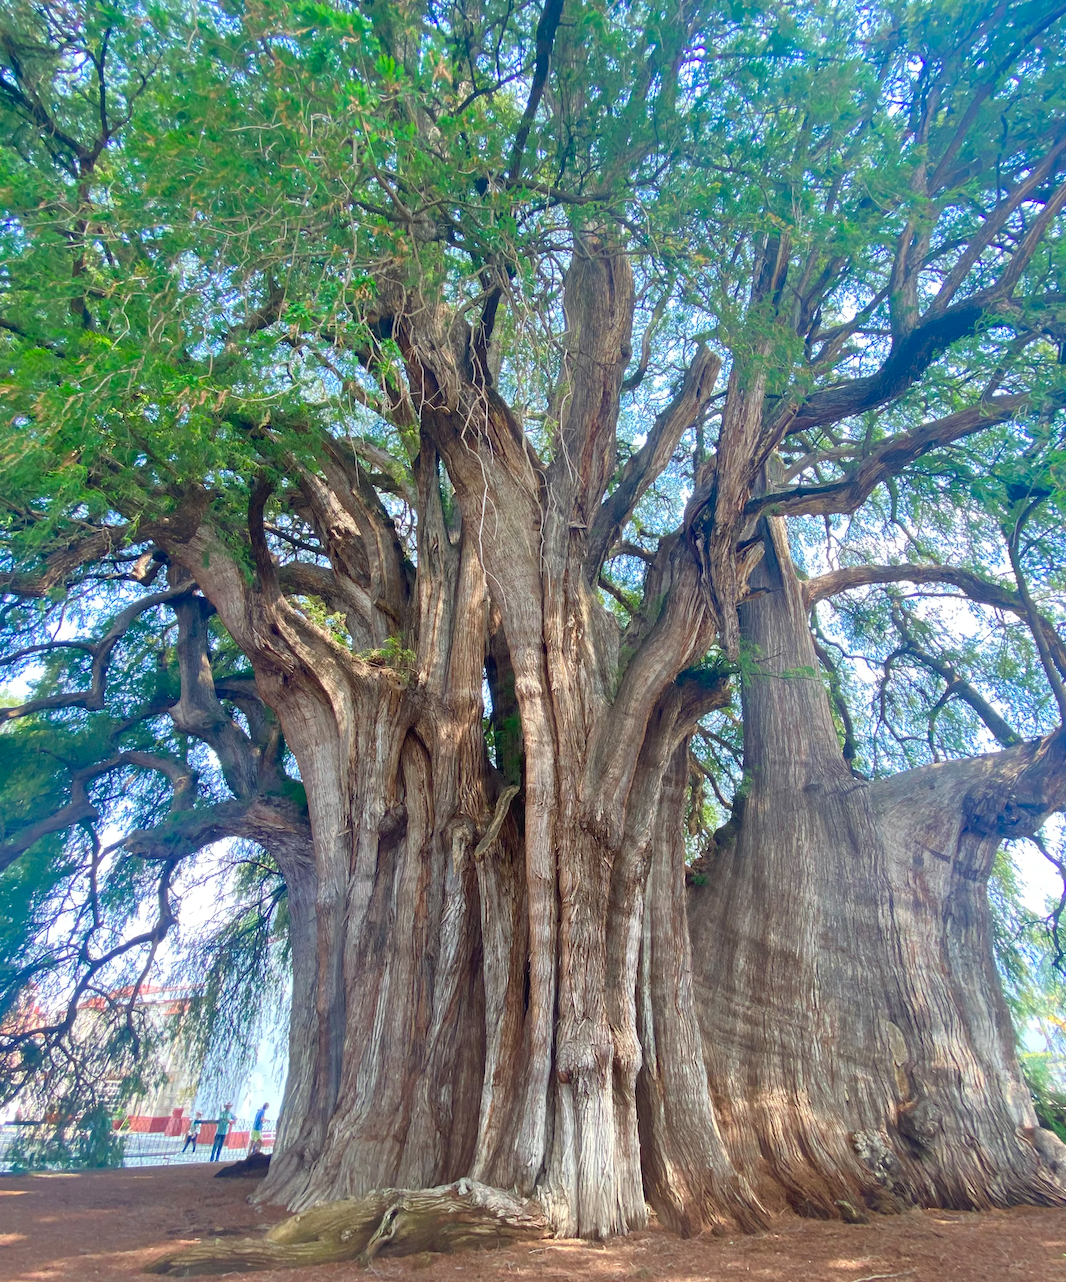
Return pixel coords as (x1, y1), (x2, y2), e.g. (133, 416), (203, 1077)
(2, 0), (1066, 1244)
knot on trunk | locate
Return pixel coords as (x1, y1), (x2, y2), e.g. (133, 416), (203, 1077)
(1028, 1126), (1066, 1184)
(851, 1130), (911, 1213)
(963, 730), (1066, 839)
(378, 803), (408, 851)
(963, 784), (1047, 839)
(897, 1095), (943, 1148)
(851, 1130), (902, 1184)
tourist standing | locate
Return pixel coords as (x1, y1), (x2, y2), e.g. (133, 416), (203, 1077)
(181, 1113), (203, 1154)
(209, 1103), (234, 1162)
(249, 1103), (268, 1155)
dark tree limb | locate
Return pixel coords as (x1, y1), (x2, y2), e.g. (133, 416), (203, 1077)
(0, 585), (187, 725)
(506, 0), (566, 183)
(0, 748), (196, 874)
(888, 607), (1023, 750)
(168, 591), (267, 798)
(123, 793), (312, 867)
(748, 394), (1031, 522)
(801, 561), (1066, 678)
(0, 776), (99, 873)
(1004, 507), (1066, 724)
(781, 306), (1005, 437)
(0, 524), (132, 597)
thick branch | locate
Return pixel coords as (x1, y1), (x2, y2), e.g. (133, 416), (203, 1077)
(123, 793), (312, 866)
(783, 302), (994, 437)
(168, 592), (265, 798)
(545, 234), (635, 536)
(0, 749), (195, 874)
(891, 619), (1023, 750)
(0, 525), (131, 598)
(278, 560), (375, 624)
(317, 439), (413, 629)
(0, 783), (98, 874)
(506, 0), (565, 182)
(873, 726), (1066, 847)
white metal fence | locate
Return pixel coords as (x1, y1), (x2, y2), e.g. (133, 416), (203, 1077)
(0, 1119), (275, 1172)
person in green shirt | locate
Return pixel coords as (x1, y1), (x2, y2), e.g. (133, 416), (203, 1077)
(209, 1103), (234, 1162)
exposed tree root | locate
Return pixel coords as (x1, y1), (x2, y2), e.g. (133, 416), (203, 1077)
(144, 1179), (549, 1276)
(214, 1152), (271, 1179)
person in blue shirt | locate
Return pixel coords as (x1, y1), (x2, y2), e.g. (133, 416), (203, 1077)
(249, 1103), (268, 1154)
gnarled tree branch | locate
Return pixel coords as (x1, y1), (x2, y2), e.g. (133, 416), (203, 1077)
(750, 394), (1033, 522)
(0, 584), (188, 726)
(802, 561), (1066, 678)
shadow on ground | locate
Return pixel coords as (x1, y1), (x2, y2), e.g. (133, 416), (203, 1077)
(1, 1165), (1064, 1282)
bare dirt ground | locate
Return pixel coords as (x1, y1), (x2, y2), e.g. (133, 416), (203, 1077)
(1, 1164), (1064, 1282)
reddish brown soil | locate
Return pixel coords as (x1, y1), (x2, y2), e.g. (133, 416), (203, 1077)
(1, 1164), (1064, 1282)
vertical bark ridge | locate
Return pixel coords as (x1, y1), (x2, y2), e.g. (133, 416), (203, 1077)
(470, 809), (530, 1186)
(285, 512), (493, 1208)
(256, 851), (321, 1207)
(637, 745), (767, 1236)
(165, 498), (495, 1211)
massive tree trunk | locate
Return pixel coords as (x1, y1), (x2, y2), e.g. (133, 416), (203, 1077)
(154, 461), (491, 1211)
(150, 228), (1064, 1244)
(689, 515), (1066, 1217)
(149, 241), (767, 1240)
(166, 526), (760, 1236)
(399, 279), (764, 1237)
(12, 0), (1066, 1255)
(256, 496), (493, 1211)
(637, 742), (763, 1235)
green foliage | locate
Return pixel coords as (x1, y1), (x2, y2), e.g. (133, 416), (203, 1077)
(5, 1103), (127, 1173)
(3, 995), (167, 1169)
(0, 835), (69, 1025)
(985, 840), (1066, 1131)
(174, 849), (289, 1094)
(1021, 1053), (1066, 1144)
(357, 635), (417, 674)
